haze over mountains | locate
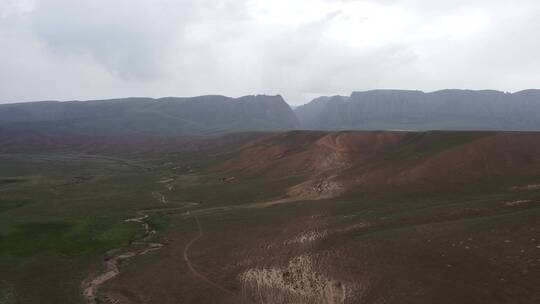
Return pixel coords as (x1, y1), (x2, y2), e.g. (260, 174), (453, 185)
(295, 89), (540, 131)
(1, 90), (540, 143)
(0, 95), (298, 136)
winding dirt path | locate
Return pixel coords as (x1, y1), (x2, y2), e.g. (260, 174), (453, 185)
(183, 215), (236, 296)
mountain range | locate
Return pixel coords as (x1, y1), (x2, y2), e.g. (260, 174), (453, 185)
(295, 89), (540, 131)
(1, 90), (540, 144)
(0, 95), (298, 136)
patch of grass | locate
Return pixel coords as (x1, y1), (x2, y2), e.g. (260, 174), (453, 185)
(0, 285), (12, 304)
(0, 199), (30, 213)
(0, 221), (76, 257)
(172, 174), (303, 208)
(0, 178), (25, 187)
(146, 213), (171, 232)
(0, 219), (142, 257)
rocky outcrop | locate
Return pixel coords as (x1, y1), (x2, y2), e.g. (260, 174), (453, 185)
(240, 255), (354, 304)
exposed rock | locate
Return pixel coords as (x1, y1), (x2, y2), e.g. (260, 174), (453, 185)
(239, 255), (354, 304)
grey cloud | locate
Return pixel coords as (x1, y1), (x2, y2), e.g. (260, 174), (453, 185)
(0, 0), (539, 104)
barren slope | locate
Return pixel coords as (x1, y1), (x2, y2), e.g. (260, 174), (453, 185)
(217, 131), (540, 200)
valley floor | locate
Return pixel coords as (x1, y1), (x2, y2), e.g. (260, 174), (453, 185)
(1, 131), (540, 303)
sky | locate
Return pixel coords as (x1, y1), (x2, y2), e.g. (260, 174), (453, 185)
(1, 0), (539, 105)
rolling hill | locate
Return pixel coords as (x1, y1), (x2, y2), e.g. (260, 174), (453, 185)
(218, 131), (540, 200)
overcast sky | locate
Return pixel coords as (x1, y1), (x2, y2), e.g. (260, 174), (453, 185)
(1, 0), (539, 105)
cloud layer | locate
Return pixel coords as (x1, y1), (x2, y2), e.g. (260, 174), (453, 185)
(1, 0), (539, 104)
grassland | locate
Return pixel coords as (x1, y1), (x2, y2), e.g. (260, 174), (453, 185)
(0, 153), (173, 303)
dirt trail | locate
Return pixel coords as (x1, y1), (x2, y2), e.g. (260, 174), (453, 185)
(183, 215), (237, 296)
(176, 198), (315, 297)
(182, 196), (300, 217)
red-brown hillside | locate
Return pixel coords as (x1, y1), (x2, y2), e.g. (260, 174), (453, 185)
(217, 131), (540, 199)
(217, 131), (406, 176)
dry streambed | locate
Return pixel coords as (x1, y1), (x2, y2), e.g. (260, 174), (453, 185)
(81, 186), (197, 304)
(81, 213), (163, 304)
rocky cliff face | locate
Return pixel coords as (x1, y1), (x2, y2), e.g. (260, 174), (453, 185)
(0, 94), (299, 136)
(295, 90), (540, 131)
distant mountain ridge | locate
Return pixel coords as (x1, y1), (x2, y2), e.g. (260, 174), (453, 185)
(1, 90), (540, 143)
(295, 89), (540, 131)
(0, 95), (299, 136)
